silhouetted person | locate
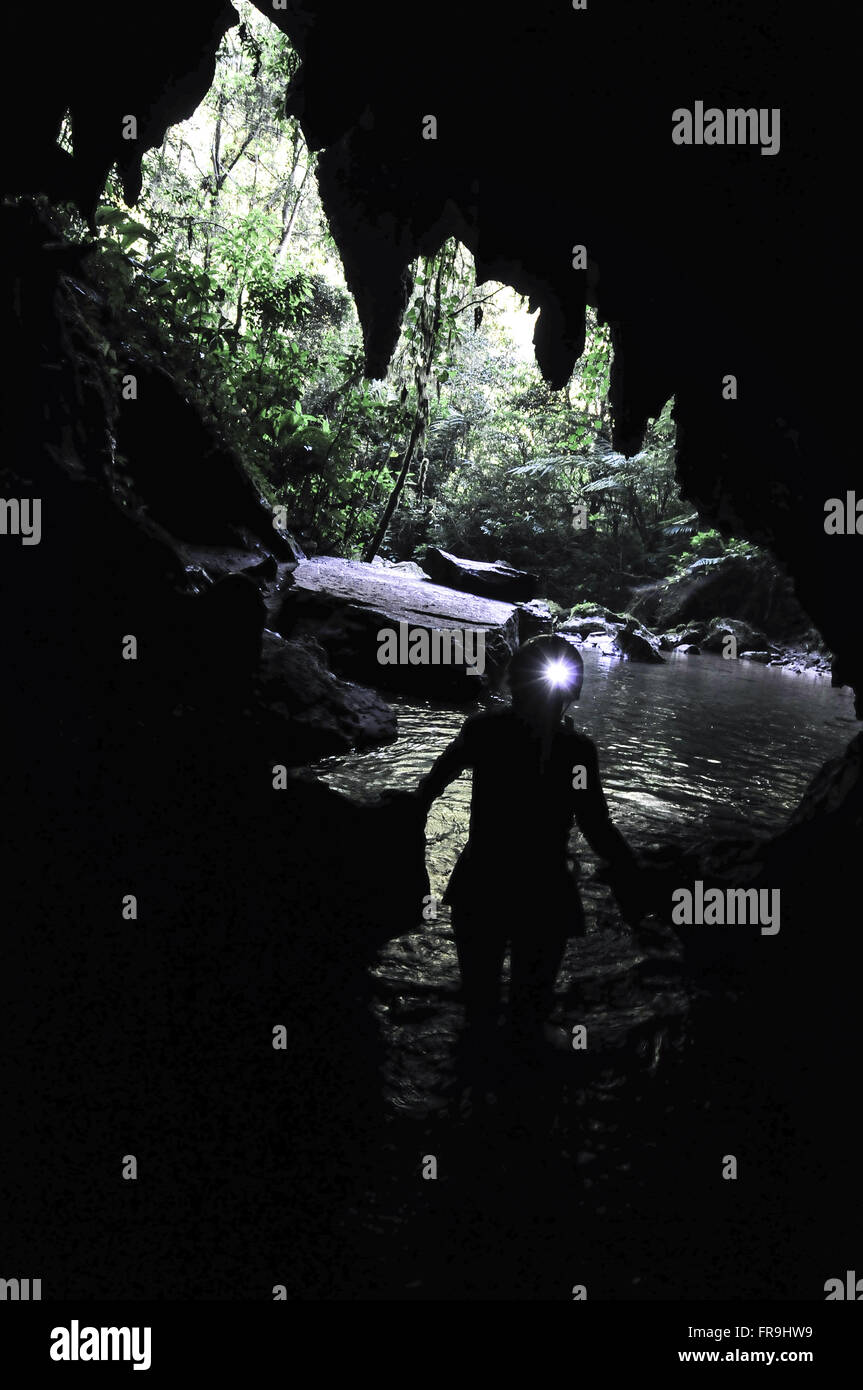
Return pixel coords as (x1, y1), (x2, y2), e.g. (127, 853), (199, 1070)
(414, 634), (642, 1053)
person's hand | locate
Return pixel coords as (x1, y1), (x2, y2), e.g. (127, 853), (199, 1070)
(610, 864), (647, 928)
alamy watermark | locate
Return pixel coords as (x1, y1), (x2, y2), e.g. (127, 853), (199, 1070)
(671, 881), (780, 935)
(672, 102), (780, 157)
(377, 620), (486, 676)
(0, 1276), (41, 1299)
(0, 498), (41, 545)
(824, 1270), (863, 1299)
(824, 493), (863, 534)
(50, 1321), (151, 1371)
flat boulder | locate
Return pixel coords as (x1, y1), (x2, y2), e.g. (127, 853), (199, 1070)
(275, 555), (519, 697)
(423, 546), (538, 602)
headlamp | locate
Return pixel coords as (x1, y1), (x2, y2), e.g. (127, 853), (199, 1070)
(544, 658), (576, 690)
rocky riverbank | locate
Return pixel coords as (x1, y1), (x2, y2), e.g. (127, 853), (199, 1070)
(557, 606), (832, 676)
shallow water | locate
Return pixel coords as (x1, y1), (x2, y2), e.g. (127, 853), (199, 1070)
(311, 648), (856, 1114)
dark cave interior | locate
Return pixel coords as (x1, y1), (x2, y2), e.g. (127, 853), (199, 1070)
(1, 1), (859, 1299)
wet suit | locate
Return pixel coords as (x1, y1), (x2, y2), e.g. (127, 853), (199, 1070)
(416, 706), (638, 1041)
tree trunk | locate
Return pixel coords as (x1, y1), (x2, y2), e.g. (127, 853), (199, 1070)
(362, 250), (446, 561)
(362, 420), (424, 562)
(275, 162), (312, 260)
(233, 284), (245, 336)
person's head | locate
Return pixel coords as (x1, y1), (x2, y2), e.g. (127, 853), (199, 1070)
(506, 634), (584, 727)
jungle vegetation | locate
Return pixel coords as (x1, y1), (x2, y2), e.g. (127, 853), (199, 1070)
(54, 0), (756, 606)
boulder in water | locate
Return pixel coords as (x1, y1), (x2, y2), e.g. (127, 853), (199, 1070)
(614, 619), (665, 663)
(571, 615), (664, 662)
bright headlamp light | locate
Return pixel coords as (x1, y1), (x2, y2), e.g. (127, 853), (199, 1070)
(544, 658), (577, 690)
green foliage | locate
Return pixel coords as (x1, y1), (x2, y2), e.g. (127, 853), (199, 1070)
(40, 0), (764, 599)
(669, 527), (758, 577)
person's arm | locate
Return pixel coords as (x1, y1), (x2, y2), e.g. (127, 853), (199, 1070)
(572, 739), (634, 865)
(415, 721), (474, 814)
(572, 738), (643, 923)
